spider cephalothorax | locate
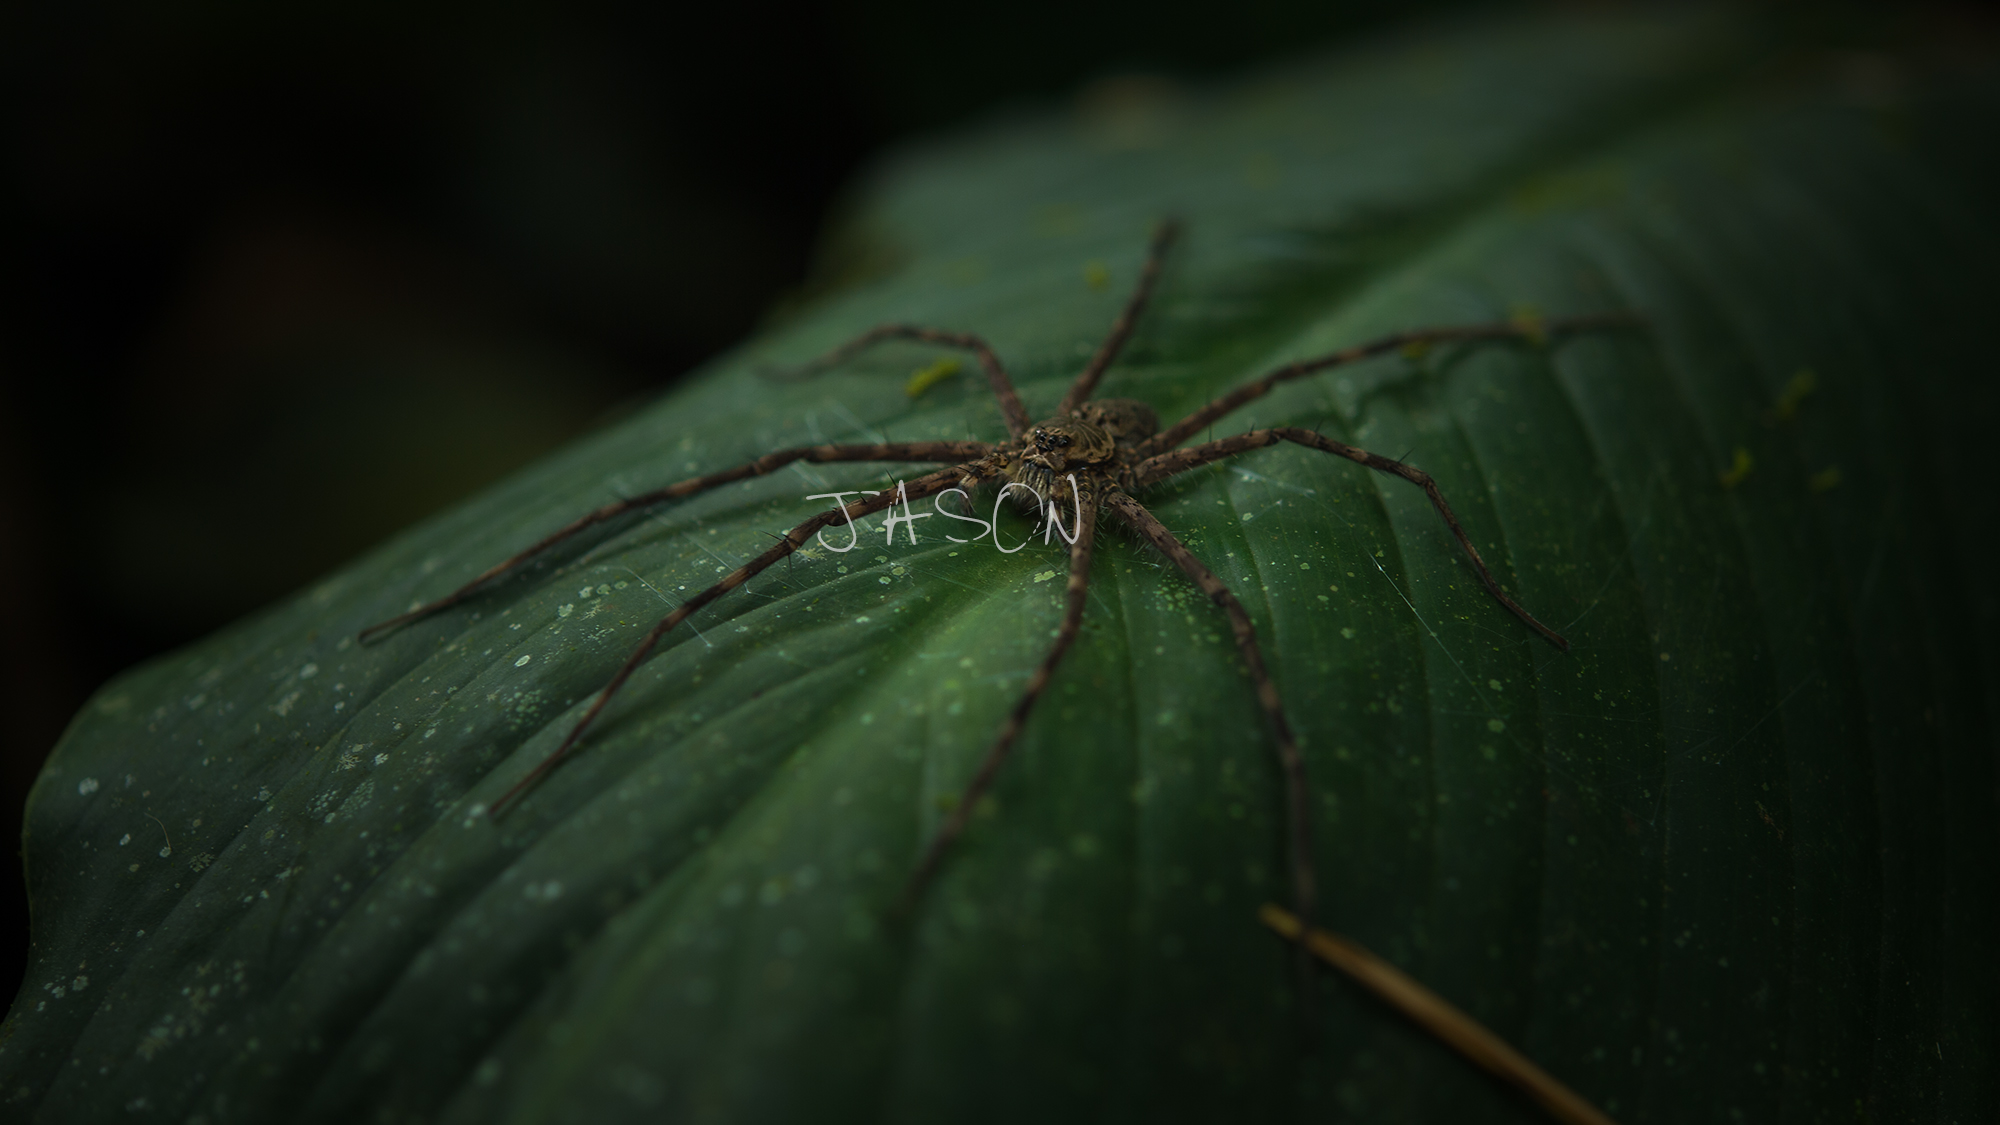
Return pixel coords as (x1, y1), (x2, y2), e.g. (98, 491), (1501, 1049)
(1008, 399), (1156, 499)
(360, 219), (1624, 931)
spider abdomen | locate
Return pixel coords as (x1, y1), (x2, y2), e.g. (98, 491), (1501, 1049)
(1074, 398), (1158, 448)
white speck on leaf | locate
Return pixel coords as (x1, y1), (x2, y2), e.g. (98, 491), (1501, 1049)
(77, 778), (98, 796)
(514, 655), (533, 667)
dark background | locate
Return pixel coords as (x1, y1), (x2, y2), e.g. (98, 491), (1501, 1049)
(0, 0), (1459, 1008)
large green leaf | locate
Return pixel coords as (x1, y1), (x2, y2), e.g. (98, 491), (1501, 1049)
(7, 9), (1996, 1122)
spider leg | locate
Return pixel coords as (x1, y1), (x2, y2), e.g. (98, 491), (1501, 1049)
(1137, 312), (1643, 456)
(1135, 428), (1569, 651)
(773, 324), (1033, 440)
(491, 462), (990, 814)
(899, 483), (1101, 911)
(1101, 490), (1316, 942)
(1055, 218), (1181, 415)
(358, 440), (989, 643)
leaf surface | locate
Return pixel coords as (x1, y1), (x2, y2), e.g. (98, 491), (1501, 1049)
(7, 9), (1997, 1123)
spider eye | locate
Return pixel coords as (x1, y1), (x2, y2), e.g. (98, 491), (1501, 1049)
(1058, 435), (1073, 447)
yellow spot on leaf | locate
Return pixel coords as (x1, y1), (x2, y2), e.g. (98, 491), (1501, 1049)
(905, 357), (962, 398)
(1719, 447), (1754, 489)
(1508, 304), (1547, 346)
(1243, 151), (1280, 189)
(1769, 368), (1818, 422)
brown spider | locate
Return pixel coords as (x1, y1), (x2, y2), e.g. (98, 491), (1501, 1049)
(359, 220), (1624, 932)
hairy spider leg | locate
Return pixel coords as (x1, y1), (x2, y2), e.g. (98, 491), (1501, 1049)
(356, 441), (989, 643)
(1135, 427), (1571, 651)
(489, 462), (993, 814)
(898, 482), (1100, 912)
(777, 324), (1033, 440)
(1056, 218), (1182, 415)
(1102, 490), (1316, 942)
(1137, 312), (1645, 456)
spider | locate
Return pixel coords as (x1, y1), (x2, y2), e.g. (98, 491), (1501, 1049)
(359, 220), (1626, 934)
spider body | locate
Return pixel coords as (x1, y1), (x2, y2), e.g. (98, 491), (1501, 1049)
(1004, 399), (1154, 500)
(360, 220), (1629, 932)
